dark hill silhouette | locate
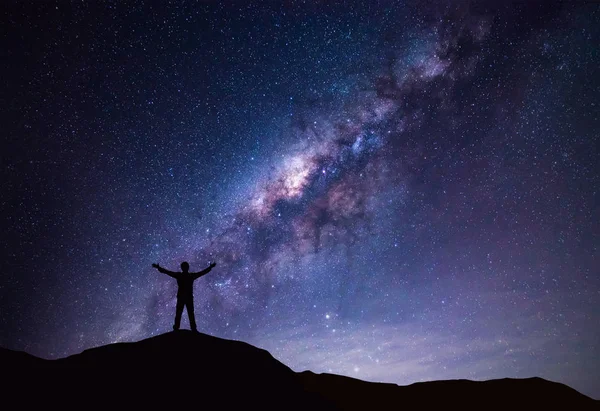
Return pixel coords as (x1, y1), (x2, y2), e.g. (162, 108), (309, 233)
(299, 371), (598, 410)
(3, 331), (597, 410)
(4, 331), (332, 410)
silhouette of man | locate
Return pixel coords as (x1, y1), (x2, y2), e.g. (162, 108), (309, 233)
(152, 261), (217, 332)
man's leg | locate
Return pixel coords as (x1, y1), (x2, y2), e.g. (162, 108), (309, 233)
(174, 298), (184, 331)
(186, 298), (197, 331)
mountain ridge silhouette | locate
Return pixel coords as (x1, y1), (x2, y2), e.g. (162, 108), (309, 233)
(3, 331), (597, 410)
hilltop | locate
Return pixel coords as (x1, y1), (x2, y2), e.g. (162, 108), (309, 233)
(2, 331), (597, 410)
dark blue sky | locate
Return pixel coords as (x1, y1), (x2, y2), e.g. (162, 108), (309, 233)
(2, 1), (599, 399)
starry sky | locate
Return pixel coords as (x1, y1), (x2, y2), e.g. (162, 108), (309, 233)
(2, 0), (599, 399)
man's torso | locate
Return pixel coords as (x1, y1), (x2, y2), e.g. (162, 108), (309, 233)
(176, 275), (195, 298)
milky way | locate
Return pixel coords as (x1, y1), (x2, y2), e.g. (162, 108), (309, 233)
(2, 1), (599, 399)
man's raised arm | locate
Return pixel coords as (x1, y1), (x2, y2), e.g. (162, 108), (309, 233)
(192, 262), (216, 280)
(152, 263), (179, 279)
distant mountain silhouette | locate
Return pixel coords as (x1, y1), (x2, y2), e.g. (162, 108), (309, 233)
(3, 331), (597, 410)
(299, 371), (598, 410)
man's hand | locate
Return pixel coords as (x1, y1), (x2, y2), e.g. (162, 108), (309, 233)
(152, 263), (160, 269)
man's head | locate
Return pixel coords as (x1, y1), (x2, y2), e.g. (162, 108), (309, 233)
(180, 261), (190, 273)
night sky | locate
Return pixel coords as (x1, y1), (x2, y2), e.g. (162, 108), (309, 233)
(2, 1), (599, 399)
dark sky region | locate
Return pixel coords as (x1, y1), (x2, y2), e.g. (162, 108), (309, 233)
(2, 0), (599, 399)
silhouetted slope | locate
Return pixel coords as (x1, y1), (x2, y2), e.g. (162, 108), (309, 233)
(3, 332), (597, 410)
(0, 346), (47, 367)
(5, 331), (333, 410)
(299, 371), (598, 410)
